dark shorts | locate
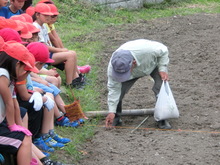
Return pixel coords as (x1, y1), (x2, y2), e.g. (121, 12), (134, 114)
(49, 52), (65, 71)
(0, 125), (25, 154)
(0, 107), (27, 154)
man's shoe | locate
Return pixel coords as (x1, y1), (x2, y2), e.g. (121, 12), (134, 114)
(44, 137), (65, 148)
(112, 118), (122, 126)
(157, 120), (172, 129)
(33, 137), (55, 152)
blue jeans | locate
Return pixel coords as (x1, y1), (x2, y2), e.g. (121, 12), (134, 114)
(32, 81), (60, 97)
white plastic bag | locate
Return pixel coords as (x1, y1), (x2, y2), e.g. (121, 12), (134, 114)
(154, 81), (179, 121)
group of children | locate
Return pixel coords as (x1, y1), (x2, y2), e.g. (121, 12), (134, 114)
(0, 0), (90, 164)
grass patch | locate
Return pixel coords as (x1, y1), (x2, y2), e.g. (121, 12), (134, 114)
(46, 0), (220, 163)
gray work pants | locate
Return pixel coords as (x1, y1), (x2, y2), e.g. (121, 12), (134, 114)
(114, 67), (163, 123)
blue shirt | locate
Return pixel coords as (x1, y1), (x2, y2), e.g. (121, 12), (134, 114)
(3, 6), (23, 18)
(0, 7), (8, 17)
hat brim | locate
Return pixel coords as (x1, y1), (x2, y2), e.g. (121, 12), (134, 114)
(112, 69), (131, 82)
(40, 12), (54, 16)
(20, 31), (32, 39)
(24, 62), (39, 73)
(53, 12), (59, 15)
(29, 66), (39, 73)
(45, 58), (55, 63)
(31, 29), (40, 33)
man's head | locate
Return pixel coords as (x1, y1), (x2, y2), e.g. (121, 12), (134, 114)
(111, 50), (134, 82)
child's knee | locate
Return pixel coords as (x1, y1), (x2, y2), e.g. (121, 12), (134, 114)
(22, 136), (32, 147)
(69, 51), (77, 59)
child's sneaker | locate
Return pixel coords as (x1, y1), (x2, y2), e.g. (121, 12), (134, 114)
(44, 137), (65, 148)
(56, 116), (79, 128)
(40, 157), (69, 165)
(52, 134), (71, 144)
(77, 118), (85, 124)
(34, 137), (54, 152)
(77, 65), (91, 74)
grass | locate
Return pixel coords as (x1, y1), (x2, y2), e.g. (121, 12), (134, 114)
(46, 0), (220, 163)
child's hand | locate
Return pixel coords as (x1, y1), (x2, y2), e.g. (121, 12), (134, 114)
(33, 87), (44, 94)
(8, 124), (32, 136)
(43, 95), (55, 111)
(29, 92), (43, 111)
(41, 80), (50, 86)
(48, 69), (58, 76)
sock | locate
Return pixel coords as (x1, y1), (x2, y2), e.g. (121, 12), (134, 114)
(41, 133), (50, 140)
(56, 115), (64, 121)
(49, 129), (56, 138)
(40, 157), (54, 165)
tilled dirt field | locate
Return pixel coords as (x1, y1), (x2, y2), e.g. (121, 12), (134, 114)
(78, 13), (220, 165)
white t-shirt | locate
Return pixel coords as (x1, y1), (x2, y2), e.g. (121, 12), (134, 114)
(33, 22), (52, 46)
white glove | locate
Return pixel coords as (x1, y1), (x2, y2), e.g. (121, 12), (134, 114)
(43, 95), (55, 111)
(29, 92), (43, 111)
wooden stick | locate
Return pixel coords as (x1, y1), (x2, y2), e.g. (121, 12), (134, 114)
(131, 115), (149, 133)
(85, 108), (154, 117)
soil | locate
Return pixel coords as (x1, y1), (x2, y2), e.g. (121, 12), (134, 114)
(78, 13), (220, 165)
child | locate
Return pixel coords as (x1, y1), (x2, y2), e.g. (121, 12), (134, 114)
(0, 38), (38, 165)
(27, 42), (80, 128)
(32, 3), (86, 88)
(46, 3), (91, 74)
(0, 0), (8, 17)
(4, 0), (25, 18)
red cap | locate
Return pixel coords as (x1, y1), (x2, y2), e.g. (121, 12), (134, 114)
(0, 17), (7, 29)
(26, 22), (40, 34)
(0, 28), (27, 44)
(10, 15), (26, 22)
(1, 19), (23, 31)
(47, 4), (59, 15)
(21, 13), (33, 23)
(37, 0), (54, 4)
(26, 6), (35, 17)
(0, 41), (39, 73)
(27, 42), (54, 63)
(19, 21), (32, 39)
(35, 3), (53, 15)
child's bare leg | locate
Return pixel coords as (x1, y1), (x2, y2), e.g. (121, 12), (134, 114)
(41, 93), (54, 133)
(45, 75), (59, 87)
(32, 144), (45, 163)
(51, 51), (78, 85)
(54, 94), (66, 114)
(22, 113), (28, 128)
(17, 136), (32, 165)
(54, 103), (63, 119)
(57, 76), (62, 88)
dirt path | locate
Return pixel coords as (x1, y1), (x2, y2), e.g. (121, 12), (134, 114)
(79, 13), (220, 165)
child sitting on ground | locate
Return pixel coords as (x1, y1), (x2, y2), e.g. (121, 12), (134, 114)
(31, 3), (86, 88)
(0, 38), (36, 165)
